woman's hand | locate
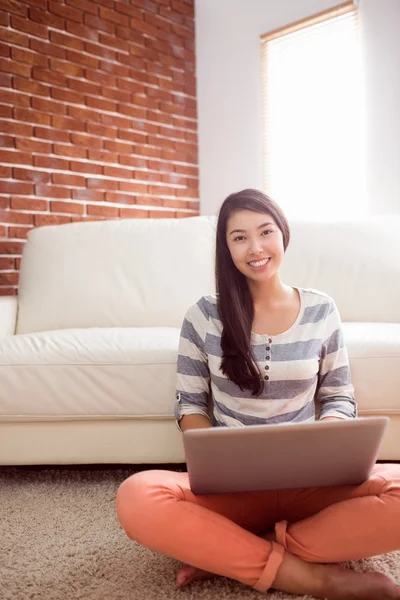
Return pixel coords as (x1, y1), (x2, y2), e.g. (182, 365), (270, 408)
(319, 417), (343, 422)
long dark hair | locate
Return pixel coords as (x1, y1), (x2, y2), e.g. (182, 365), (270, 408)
(215, 189), (290, 396)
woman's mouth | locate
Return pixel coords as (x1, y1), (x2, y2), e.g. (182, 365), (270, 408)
(247, 257), (271, 270)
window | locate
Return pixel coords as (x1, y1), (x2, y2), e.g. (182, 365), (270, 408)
(261, 2), (367, 220)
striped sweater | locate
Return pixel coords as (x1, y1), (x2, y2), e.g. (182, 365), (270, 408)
(174, 287), (357, 429)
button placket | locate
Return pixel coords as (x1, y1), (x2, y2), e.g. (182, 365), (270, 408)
(264, 337), (272, 380)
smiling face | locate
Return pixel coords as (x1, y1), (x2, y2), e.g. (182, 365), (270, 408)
(226, 210), (285, 283)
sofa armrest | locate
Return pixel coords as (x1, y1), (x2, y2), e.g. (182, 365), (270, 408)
(0, 295), (18, 337)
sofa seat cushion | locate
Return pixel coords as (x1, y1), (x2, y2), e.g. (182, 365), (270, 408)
(1, 322), (399, 422)
(0, 327), (180, 419)
(343, 322), (400, 413)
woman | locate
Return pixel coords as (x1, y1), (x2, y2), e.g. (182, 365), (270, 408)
(116, 189), (400, 599)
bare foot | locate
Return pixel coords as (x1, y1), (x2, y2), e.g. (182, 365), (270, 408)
(321, 564), (400, 600)
(175, 530), (277, 589)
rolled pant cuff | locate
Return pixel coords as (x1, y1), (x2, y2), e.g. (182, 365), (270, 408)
(253, 541), (285, 592)
(275, 519), (289, 549)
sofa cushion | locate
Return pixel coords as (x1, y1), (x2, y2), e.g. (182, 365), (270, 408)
(0, 327), (180, 419)
(16, 217), (216, 334)
(0, 323), (399, 421)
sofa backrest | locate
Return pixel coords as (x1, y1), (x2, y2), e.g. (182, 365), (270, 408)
(16, 215), (400, 334)
(279, 216), (400, 323)
(16, 217), (216, 334)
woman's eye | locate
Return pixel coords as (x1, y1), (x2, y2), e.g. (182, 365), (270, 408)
(261, 230), (272, 236)
(233, 236), (245, 242)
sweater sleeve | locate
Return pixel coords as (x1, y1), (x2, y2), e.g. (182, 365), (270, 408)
(316, 298), (358, 420)
(174, 301), (211, 431)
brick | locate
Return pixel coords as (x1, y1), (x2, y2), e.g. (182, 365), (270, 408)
(0, 57), (31, 78)
(66, 49), (99, 69)
(35, 184), (71, 199)
(176, 210), (199, 219)
(31, 97), (67, 115)
(0, 0), (27, 17)
(71, 133), (102, 149)
(1, 210), (34, 224)
(0, 224), (6, 236)
(29, 6), (64, 30)
(86, 123), (117, 138)
(0, 272), (19, 285)
(0, 181), (33, 195)
(50, 57), (84, 78)
(98, 32), (127, 52)
(11, 196), (48, 211)
(0, 165), (11, 177)
(66, 21), (99, 42)
(87, 204), (118, 217)
(51, 88), (85, 105)
(163, 198), (190, 209)
(70, 161), (101, 174)
(149, 210), (176, 218)
(52, 173), (85, 186)
(85, 42), (116, 61)
(0, 240), (24, 254)
(11, 46), (48, 67)
(34, 214), (72, 226)
(72, 188), (104, 202)
(66, 0), (97, 16)
(99, 60), (129, 79)
(49, 1), (83, 23)
(0, 89), (29, 107)
(15, 138), (52, 153)
(52, 115), (86, 132)
(119, 155), (147, 169)
(11, 15), (48, 38)
(53, 144), (86, 159)
(32, 67), (67, 87)
(115, 3), (143, 19)
(0, 257), (14, 269)
(0, 72), (11, 87)
(22, 0), (47, 8)
(103, 166), (132, 179)
(14, 107), (51, 126)
(136, 196), (162, 207)
(49, 30), (84, 50)
(0, 41), (9, 57)
(29, 38), (67, 58)
(133, 145), (162, 159)
(101, 85), (131, 104)
(118, 181), (148, 194)
(104, 140), (133, 154)
(87, 178), (118, 190)
(86, 96), (117, 113)
(105, 191), (134, 204)
(34, 126), (70, 143)
(7, 227), (30, 239)
(13, 76), (49, 97)
(88, 149), (118, 163)
(67, 105), (101, 123)
(175, 187), (198, 198)
(0, 119), (33, 138)
(50, 201), (84, 214)
(0, 134), (13, 146)
(99, 6), (129, 26)
(0, 150), (31, 165)
(118, 104), (147, 120)
(149, 184), (176, 196)
(68, 79), (101, 95)
(119, 207), (149, 218)
(84, 13), (115, 34)
(134, 170), (160, 182)
(0, 104), (12, 118)
(0, 196), (9, 208)
(33, 155), (69, 170)
(0, 11), (8, 26)
(100, 113), (131, 132)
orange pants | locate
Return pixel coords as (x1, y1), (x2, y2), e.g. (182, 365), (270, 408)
(116, 463), (400, 593)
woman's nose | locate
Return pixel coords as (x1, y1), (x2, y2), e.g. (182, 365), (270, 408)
(249, 239), (263, 253)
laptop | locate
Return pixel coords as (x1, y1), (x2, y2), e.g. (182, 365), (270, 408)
(183, 416), (390, 494)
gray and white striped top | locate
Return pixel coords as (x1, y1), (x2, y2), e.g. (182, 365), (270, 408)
(174, 287), (357, 429)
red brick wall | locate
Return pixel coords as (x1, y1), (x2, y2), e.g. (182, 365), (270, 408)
(0, 0), (199, 296)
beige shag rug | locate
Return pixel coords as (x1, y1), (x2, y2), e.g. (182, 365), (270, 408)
(1, 465), (399, 600)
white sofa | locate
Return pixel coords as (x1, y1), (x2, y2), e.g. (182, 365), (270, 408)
(0, 215), (399, 465)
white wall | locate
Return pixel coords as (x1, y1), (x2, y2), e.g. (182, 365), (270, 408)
(195, 0), (400, 216)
